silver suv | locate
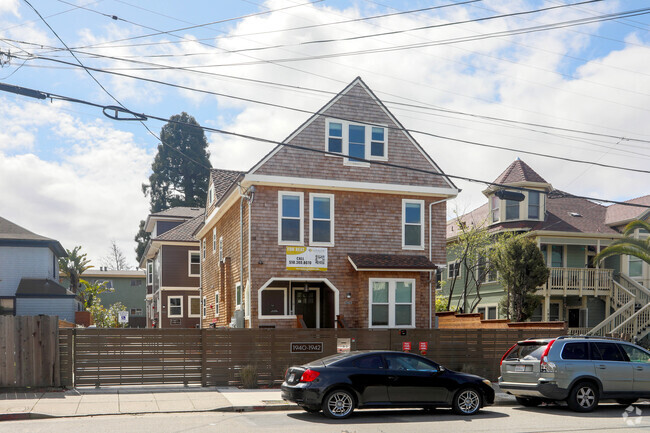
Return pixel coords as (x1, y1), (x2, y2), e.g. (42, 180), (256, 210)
(499, 336), (650, 412)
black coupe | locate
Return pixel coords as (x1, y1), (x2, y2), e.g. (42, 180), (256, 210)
(281, 350), (495, 419)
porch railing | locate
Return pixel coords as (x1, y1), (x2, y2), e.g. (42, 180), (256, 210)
(618, 274), (650, 306)
(567, 327), (591, 336)
(610, 304), (650, 342)
(538, 267), (613, 296)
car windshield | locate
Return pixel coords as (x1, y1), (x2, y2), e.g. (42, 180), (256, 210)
(506, 342), (548, 361)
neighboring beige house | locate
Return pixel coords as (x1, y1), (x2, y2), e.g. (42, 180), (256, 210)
(195, 77), (458, 329)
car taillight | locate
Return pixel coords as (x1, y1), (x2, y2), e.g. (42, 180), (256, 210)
(540, 339), (556, 372)
(284, 368), (289, 379)
(500, 343), (517, 366)
(300, 369), (320, 382)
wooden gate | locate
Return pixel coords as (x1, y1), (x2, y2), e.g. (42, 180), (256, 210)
(0, 316), (60, 387)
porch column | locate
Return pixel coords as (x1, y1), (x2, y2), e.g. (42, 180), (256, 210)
(605, 295), (611, 318)
(544, 294), (550, 321)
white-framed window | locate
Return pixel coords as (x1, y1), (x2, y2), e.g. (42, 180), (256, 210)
(202, 238), (206, 260)
(208, 185), (214, 206)
(309, 193), (334, 246)
(477, 305), (498, 320)
(491, 195), (500, 223)
(447, 261), (461, 279)
(212, 227), (217, 254)
(235, 282), (243, 309)
(147, 261), (153, 285)
(505, 196), (520, 221)
(528, 191), (540, 219)
(188, 296), (201, 318)
(259, 287), (288, 317)
(219, 236), (223, 262)
(326, 119), (388, 165)
(402, 199), (424, 250)
(629, 255), (643, 277)
(278, 191), (304, 245)
(477, 255), (497, 283)
(188, 251), (200, 277)
(168, 296), (182, 318)
(202, 296), (207, 319)
(214, 291), (220, 316)
(369, 279), (415, 328)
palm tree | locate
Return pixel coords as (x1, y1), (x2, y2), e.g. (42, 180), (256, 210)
(594, 220), (650, 267)
(59, 246), (93, 294)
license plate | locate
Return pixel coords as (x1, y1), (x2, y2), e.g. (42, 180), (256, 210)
(515, 365), (525, 372)
(288, 373), (295, 382)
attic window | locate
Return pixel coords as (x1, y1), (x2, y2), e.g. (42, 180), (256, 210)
(326, 119), (387, 165)
(569, 212), (582, 218)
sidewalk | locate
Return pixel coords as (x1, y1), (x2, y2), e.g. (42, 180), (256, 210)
(0, 384), (515, 421)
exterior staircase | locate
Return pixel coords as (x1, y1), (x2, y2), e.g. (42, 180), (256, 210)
(587, 274), (650, 343)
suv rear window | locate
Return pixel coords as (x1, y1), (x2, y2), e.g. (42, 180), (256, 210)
(562, 342), (588, 360)
(505, 342), (548, 361)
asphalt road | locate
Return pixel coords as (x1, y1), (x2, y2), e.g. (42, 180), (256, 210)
(2, 403), (650, 433)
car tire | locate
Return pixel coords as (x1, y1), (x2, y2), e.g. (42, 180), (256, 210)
(567, 381), (599, 412)
(452, 387), (482, 415)
(515, 396), (542, 407)
(616, 399), (637, 405)
(321, 389), (355, 419)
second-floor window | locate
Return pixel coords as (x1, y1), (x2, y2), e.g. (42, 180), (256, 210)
(505, 198), (519, 220)
(629, 255), (643, 277)
(215, 291), (220, 316)
(189, 251), (200, 277)
(208, 184), (214, 205)
(326, 119), (387, 164)
(310, 193), (334, 246)
(212, 227), (217, 254)
(219, 236), (224, 261)
(202, 238), (206, 260)
(528, 191), (540, 219)
(491, 195), (500, 223)
(147, 261), (153, 285)
(402, 199), (424, 249)
(278, 191), (303, 245)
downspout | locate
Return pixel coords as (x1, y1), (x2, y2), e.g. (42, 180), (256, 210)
(239, 183), (255, 327)
(429, 197), (454, 329)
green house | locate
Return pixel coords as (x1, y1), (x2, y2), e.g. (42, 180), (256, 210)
(444, 159), (649, 341)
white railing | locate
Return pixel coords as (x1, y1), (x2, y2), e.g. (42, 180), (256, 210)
(611, 304), (650, 342)
(611, 280), (635, 310)
(567, 327), (591, 336)
(588, 300), (636, 337)
(539, 268), (613, 296)
(619, 274), (650, 306)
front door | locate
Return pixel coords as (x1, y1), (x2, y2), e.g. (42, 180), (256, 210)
(295, 289), (318, 328)
(568, 309), (580, 328)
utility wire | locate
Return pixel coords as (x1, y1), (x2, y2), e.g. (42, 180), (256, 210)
(5, 49), (650, 171)
(1, 81), (649, 210)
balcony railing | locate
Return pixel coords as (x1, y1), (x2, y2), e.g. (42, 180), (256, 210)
(538, 267), (613, 296)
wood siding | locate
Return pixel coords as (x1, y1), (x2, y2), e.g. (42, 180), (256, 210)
(161, 245), (200, 288)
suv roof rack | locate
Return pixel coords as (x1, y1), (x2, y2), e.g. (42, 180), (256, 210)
(555, 335), (623, 341)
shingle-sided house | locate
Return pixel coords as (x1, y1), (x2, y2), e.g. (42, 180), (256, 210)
(0, 216), (78, 321)
(139, 207), (204, 328)
(195, 77), (459, 329)
(444, 159), (650, 341)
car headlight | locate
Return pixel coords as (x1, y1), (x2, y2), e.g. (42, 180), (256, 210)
(482, 379), (492, 387)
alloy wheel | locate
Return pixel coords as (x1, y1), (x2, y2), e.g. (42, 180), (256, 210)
(576, 386), (596, 409)
(326, 391), (353, 417)
(457, 389), (481, 414)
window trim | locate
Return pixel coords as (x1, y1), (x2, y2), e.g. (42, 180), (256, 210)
(528, 191), (541, 220)
(235, 282), (243, 310)
(368, 278), (416, 329)
(258, 287), (288, 318)
(309, 193), (335, 247)
(402, 199), (424, 250)
(188, 295), (201, 318)
(212, 227), (217, 254)
(325, 118), (388, 165)
(202, 238), (206, 261)
(219, 236), (223, 262)
(147, 261), (153, 285)
(491, 194), (500, 223)
(278, 191), (304, 246)
(477, 304), (498, 320)
(476, 254), (497, 283)
(208, 184), (214, 205)
(202, 296), (207, 319)
(214, 291), (220, 317)
(188, 250), (201, 277)
(447, 261), (461, 279)
(505, 197), (520, 221)
(168, 296), (183, 318)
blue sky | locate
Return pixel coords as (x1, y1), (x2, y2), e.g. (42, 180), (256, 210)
(1, 0), (649, 267)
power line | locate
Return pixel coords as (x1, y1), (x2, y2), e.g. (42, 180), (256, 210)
(6, 49), (650, 170)
(1, 81), (650, 211)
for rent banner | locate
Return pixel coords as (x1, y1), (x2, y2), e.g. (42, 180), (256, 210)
(286, 246), (327, 271)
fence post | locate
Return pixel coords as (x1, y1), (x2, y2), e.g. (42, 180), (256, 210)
(201, 329), (207, 387)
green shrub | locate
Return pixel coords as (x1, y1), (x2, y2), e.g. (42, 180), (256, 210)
(240, 364), (258, 389)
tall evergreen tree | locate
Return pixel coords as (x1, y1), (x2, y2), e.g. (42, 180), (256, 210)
(135, 112), (212, 263)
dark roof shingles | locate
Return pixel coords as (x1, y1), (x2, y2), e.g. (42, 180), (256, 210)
(155, 215), (203, 242)
(493, 159), (548, 184)
(211, 169), (244, 203)
(348, 253), (436, 270)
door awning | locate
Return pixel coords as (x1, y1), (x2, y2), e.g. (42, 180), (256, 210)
(348, 253), (437, 272)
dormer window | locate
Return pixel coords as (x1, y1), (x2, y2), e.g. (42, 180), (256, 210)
(528, 191), (540, 219)
(491, 195), (500, 223)
(208, 184), (214, 205)
(505, 198), (519, 221)
(326, 119), (387, 165)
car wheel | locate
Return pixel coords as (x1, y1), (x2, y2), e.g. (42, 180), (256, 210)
(301, 406), (320, 413)
(616, 399), (637, 405)
(322, 389), (355, 419)
(515, 396), (542, 407)
(452, 387), (482, 415)
(567, 381), (599, 412)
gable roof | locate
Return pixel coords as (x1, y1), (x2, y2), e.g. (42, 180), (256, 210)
(15, 278), (74, 297)
(348, 253), (436, 271)
(492, 159), (548, 184)
(605, 194), (650, 226)
(154, 215), (203, 242)
(150, 207), (204, 218)
(210, 168), (244, 203)
(248, 77), (457, 191)
(0, 216), (66, 256)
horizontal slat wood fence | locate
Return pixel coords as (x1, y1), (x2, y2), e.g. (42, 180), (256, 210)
(59, 327), (563, 387)
(0, 316), (60, 388)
